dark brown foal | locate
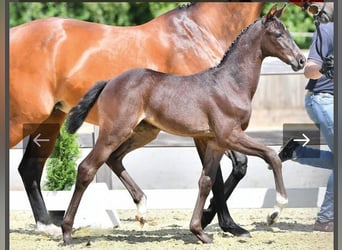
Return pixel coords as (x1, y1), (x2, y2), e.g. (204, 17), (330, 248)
(63, 5), (305, 244)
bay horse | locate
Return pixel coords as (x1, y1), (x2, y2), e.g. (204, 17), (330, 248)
(10, 2), (264, 235)
(63, 5), (305, 244)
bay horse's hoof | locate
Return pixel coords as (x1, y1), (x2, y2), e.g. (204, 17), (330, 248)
(221, 225), (251, 238)
(201, 208), (251, 237)
(267, 211), (279, 226)
(36, 222), (62, 236)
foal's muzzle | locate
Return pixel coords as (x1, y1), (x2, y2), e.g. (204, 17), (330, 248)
(291, 54), (306, 72)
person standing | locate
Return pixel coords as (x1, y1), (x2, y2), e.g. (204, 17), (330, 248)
(278, 20), (334, 232)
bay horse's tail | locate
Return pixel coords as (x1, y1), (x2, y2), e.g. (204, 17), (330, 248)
(66, 80), (107, 134)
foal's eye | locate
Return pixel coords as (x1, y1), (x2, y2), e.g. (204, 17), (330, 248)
(274, 32), (282, 38)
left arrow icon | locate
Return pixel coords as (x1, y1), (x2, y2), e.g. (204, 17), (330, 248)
(33, 133), (50, 147)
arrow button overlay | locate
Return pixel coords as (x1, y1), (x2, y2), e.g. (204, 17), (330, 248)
(283, 123), (321, 158)
(33, 133), (50, 147)
(293, 133), (310, 147)
(23, 123), (60, 158)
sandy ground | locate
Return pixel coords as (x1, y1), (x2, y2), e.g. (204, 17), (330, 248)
(9, 208), (333, 250)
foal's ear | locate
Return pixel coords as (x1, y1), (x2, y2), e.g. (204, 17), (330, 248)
(274, 4), (287, 18)
(263, 4), (287, 24)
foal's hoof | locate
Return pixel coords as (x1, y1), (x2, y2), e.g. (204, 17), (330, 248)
(135, 215), (146, 227)
(62, 233), (73, 246)
(267, 211), (279, 226)
(196, 232), (213, 244)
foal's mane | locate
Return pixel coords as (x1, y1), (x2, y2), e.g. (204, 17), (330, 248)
(211, 18), (260, 70)
(178, 2), (196, 9)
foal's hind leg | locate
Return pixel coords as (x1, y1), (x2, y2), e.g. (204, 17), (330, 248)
(62, 122), (136, 244)
(18, 109), (65, 235)
(106, 121), (161, 223)
(62, 138), (124, 244)
(202, 151), (250, 237)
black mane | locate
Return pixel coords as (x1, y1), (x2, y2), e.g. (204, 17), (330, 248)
(211, 18), (261, 70)
(178, 2), (195, 9)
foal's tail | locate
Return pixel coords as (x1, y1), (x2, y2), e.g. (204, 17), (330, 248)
(66, 80), (108, 134)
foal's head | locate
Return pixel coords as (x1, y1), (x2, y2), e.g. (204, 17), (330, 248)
(260, 5), (306, 71)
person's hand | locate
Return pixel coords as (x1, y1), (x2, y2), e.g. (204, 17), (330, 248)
(319, 55), (334, 79)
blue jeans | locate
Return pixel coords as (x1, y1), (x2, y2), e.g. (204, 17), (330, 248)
(292, 92), (334, 222)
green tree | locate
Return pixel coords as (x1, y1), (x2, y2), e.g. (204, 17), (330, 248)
(44, 122), (80, 191)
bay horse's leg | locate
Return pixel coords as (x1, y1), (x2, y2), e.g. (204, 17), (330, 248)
(190, 139), (223, 244)
(202, 151), (250, 237)
(105, 121), (161, 223)
(222, 151), (248, 202)
(18, 109), (65, 235)
(194, 138), (249, 236)
(222, 129), (288, 225)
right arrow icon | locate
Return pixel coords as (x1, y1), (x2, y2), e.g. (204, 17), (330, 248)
(293, 133), (310, 147)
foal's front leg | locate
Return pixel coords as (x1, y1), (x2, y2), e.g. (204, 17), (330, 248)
(224, 129), (288, 225)
(190, 140), (223, 243)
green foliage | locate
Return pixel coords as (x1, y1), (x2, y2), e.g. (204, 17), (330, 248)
(9, 2), (181, 27)
(10, 2), (315, 48)
(44, 123), (80, 191)
(148, 2), (184, 17)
